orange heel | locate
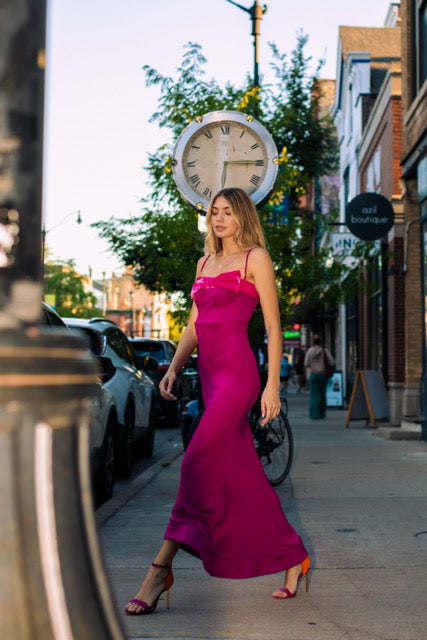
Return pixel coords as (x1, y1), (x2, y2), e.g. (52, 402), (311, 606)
(273, 556), (311, 599)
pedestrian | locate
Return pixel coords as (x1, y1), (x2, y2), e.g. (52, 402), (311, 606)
(304, 334), (334, 419)
(293, 348), (305, 393)
(125, 187), (310, 615)
(279, 353), (291, 396)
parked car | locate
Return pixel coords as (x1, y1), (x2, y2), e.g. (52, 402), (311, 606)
(129, 337), (198, 428)
(64, 318), (155, 478)
(39, 303), (118, 506)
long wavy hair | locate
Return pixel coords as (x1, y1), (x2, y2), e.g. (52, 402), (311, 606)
(204, 188), (266, 255)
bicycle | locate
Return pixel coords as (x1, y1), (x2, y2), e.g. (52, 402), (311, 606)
(181, 396), (293, 486)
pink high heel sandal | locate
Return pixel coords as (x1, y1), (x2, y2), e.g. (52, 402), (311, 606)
(125, 562), (174, 615)
(273, 556), (311, 599)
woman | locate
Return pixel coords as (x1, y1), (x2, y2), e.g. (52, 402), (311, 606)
(304, 334), (334, 419)
(125, 188), (310, 615)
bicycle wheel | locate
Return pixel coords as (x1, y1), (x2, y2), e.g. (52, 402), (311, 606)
(252, 409), (293, 486)
(182, 410), (204, 450)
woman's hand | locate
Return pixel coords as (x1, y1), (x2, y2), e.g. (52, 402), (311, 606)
(260, 387), (281, 426)
(159, 369), (178, 401)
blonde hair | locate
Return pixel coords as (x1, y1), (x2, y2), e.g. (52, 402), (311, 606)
(204, 188), (266, 254)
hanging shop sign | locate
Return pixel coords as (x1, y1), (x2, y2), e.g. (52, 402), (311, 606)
(345, 192), (394, 241)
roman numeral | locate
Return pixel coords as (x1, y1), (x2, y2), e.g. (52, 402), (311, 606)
(221, 125), (230, 135)
(189, 174), (201, 187)
(251, 143), (260, 150)
(255, 159), (264, 166)
(203, 187), (212, 199)
(250, 175), (261, 186)
(240, 131), (246, 138)
(203, 130), (213, 139)
(191, 145), (201, 149)
(187, 160), (196, 167)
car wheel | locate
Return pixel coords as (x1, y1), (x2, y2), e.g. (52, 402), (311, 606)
(166, 397), (182, 428)
(116, 402), (135, 479)
(138, 403), (156, 458)
(94, 418), (116, 507)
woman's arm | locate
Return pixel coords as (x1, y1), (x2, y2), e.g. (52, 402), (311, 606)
(159, 258), (206, 400)
(249, 248), (282, 425)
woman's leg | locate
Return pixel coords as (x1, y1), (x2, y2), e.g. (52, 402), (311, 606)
(125, 539), (180, 613)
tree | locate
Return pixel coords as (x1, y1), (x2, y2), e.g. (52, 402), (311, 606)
(94, 36), (354, 328)
(44, 259), (102, 318)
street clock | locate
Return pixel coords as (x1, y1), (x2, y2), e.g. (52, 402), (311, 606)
(172, 110), (279, 212)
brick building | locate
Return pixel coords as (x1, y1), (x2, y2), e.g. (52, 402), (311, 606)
(400, 0), (427, 437)
(330, 4), (403, 418)
(357, 57), (404, 424)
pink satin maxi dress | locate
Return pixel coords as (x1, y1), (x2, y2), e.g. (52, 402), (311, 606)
(164, 251), (307, 578)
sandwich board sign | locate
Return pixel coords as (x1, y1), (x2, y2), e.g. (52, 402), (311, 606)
(345, 370), (389, 428)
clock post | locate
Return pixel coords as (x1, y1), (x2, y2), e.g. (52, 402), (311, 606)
(225, 0), (268, 89)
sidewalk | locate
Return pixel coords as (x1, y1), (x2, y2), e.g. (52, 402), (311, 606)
(99, 389), (427, 640)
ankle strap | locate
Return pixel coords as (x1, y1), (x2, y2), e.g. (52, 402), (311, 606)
(151, 562), (171, 569)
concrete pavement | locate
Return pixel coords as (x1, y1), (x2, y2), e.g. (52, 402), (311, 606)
(98, 389), (427, 640)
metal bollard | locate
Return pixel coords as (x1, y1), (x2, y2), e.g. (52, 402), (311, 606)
(0, 329), (125, 640)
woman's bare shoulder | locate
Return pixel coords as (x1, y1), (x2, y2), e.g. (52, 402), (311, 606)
(249, 247), (273, 271)
(249, 247), (271, 263)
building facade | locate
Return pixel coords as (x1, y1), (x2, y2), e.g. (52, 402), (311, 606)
(330, 6), (404, 420)
(101, 269), (172, 339)
(400, 0), (427, 437)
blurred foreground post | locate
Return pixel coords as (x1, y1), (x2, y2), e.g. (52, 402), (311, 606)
(0, 3), (125, 638)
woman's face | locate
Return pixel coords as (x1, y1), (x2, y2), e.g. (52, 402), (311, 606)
(210, 196), (239, 241)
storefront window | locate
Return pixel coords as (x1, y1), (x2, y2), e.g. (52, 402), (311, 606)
(368, 256), (383, 371)
(416, 0), (427, 89)
(346, 293), (358, 398)
(422, 205), (427, 360)
(420, 155), (427, 361)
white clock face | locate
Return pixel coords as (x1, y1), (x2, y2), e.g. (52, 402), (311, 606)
(172, 110), (278, 212)
(183, 121), (268, 201)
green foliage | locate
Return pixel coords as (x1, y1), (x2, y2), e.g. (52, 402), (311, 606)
(94, 35), (348, 329)
(44, 259), (102, 318)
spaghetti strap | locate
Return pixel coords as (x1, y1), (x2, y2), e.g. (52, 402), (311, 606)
(200, 254), (211, 274)
(244, 249), (254, 279)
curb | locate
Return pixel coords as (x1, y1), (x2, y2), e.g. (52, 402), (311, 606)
(95, 439), (184, 528)
(375, 426), (422, 440)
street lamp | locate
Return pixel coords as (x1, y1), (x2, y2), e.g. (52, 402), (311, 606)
(225, 0), (267, 88)
(41, 209), (82, 263)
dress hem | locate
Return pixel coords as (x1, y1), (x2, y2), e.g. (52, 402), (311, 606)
(164, 524), (308, 580)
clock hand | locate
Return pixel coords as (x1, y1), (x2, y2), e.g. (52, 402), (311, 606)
(225, 160), (259, 164)
(221, 161), (228, 188)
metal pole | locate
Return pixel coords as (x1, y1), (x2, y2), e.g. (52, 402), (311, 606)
(251, 1), (264, 88)
(0, 3), (125, 638)
(225, 0), (267, 89)
(129, 289), (134, 337)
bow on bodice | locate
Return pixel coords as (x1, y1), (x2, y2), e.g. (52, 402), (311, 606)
(191, 271), (242, 298)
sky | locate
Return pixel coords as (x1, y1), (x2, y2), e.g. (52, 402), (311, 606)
(43, 0), (395, 279)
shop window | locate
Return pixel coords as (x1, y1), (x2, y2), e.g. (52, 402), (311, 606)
(368, 256), (383, 371)
(422, 202), (427, 361)
(416, 0), (427, 90)
(346, 293), (358, 397)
